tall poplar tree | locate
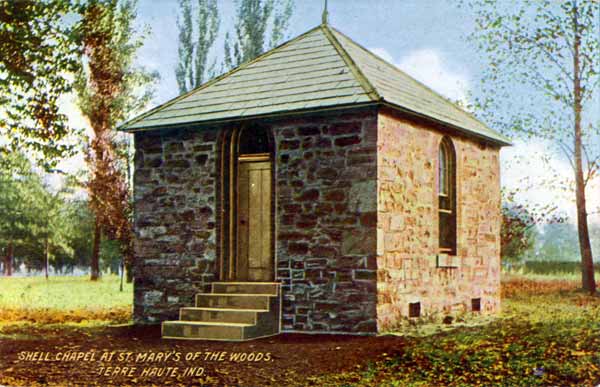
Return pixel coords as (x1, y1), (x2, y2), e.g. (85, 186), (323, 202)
(224, 0), (294, 70)
(175, 0), (220, 93)
(76, 0), (157, 281)
(464, 0), (599, 293)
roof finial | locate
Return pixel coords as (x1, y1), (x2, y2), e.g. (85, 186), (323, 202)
(322, 0), (329, 24)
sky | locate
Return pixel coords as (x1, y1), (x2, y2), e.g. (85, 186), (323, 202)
(57, 0), (600, 224)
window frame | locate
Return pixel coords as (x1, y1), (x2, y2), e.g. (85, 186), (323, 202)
(438, 137), (457, 255)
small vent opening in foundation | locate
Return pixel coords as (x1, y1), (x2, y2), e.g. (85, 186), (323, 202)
(471, 298), (481, 312)
(408, 302), (421, 318)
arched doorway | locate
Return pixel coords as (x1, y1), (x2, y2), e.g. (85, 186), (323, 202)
(219, 125), (275, 281)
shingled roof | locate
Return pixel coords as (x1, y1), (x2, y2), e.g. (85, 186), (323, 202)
(120, 23), (510, 146)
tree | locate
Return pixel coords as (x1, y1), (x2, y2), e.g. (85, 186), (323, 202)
(76, 0), (157, 281)
(33, 186), (73, 279)
(0, 153), (34, 276)
(63, 199), (95, 271)
(537, 223), (581, 262)
(175, 0), (220, 93)
(501, 205), (538, 264)
(0, 152), (73, 277)
(224, 0), (294, 70)
(464, 0), (599, 293)
(0, 0), (81, 170)
(501, 191), (565, 265)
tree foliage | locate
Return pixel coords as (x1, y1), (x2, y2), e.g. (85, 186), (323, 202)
(0, 0), (81, 169)
(0, 153), (73, 276)
(175, 0), (220, 93)
(224, 0), (294, 70)
(501, 191), (565, 264)
(501, 205), (537, 264)
(464, 0), (599, 293)
(76, 0), (157, 280)
(537, 223), (581, 262)
(0, 153), (39, 275)
(0, 153), (123, 276)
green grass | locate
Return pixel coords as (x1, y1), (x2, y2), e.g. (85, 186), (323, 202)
(313, 275), (600, 387)
(502, 270), (583, 282)
(0, 275), (132, 310)
(1, 273), (599, 385)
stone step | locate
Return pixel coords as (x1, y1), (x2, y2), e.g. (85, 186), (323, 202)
(211, 282), (280, 295)
(162, 320), (278, 341)
(162, 321), (251, 341)
(195, 293), (270, 310)
(180, 307), (264, 324)
(162, 282), (282, 341)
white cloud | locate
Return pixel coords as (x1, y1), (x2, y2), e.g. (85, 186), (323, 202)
(370, 47), (471, 105)
(370, 47), (395, 64)
(501, 140), (600, 225)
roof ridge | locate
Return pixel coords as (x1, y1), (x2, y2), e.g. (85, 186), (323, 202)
(328, 26), (510, 142)
(320, 24), (381, 103)
(119, 25), (325, 131)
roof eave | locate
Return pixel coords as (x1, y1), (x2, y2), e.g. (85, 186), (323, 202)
(381, 102), (512, 147)
(120, 101), (381, 133)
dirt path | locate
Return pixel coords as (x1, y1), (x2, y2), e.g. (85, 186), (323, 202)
(0, 325), (406, 386)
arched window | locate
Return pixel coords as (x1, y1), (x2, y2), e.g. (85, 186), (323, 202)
(238, 125), (270, 155)
(438, 137), (456, 254)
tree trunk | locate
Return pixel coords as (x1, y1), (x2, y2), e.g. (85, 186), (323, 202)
(126, 261), (133, 283)
(572, 4), (596, 294)
(119, 256), (124, 292)
(91, 219), (101, 281)
(44, 235), (49, 280)
(4, 241), (13, 276)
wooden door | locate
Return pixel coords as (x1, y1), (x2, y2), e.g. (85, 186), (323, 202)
(236, 160), (272, 281)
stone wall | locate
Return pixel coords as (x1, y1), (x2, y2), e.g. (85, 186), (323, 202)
(133, 128), (219, 323)
(376, 107), (502, 331)
(130, 106), (501, 333)
(272, 109), (379, 334)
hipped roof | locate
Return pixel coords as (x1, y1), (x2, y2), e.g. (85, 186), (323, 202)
(120, 23), (510, 146)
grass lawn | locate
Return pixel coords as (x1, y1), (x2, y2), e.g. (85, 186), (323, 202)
(0, 275), (132, 325)
(0, 274), (599, 386)
(315, 276), (600, 387)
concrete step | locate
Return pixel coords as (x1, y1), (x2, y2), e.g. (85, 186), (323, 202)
(161, 320), (278, 341)
(162, 282), (282, 341)
(180, 307), (264, 324)
(211, 282), (280, 295)
(162, 321), (251, 341)
(195, 293), (271, 310)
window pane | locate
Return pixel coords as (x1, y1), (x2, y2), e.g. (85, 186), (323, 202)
(439, 145), (447, 196)
(439, 211), (455, 249)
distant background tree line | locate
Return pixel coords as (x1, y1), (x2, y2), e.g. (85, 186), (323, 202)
(501, 201), (600, 275)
